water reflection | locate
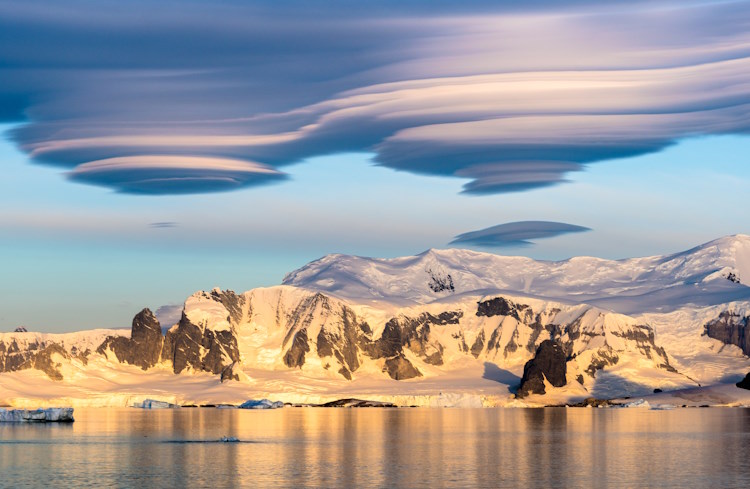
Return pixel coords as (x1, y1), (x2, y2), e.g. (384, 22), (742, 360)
(1, 407), (749, 488)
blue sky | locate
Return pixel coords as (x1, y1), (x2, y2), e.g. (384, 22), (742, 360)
(2, 1), (750, 331)
(3, 127), (750, 331)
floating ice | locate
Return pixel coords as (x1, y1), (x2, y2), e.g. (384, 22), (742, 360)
(238, 399), (284, 409)
(0, 407), (74, 422)
(620, 399), (651, 408)
(133, 399), (177, 409)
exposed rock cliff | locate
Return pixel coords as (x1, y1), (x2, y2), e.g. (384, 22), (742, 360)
(517, 340), (567, 397)
(704, 312), (749, 355)
(97, 308), (163, 370)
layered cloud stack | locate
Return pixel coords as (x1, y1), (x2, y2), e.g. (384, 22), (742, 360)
(3, 1), (750, 195)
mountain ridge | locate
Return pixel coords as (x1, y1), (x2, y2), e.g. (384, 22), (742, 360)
(2, 235), (750, 407)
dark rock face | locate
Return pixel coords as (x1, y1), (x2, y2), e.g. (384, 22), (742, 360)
(517, 340), (567, 398)
(13, 327), (27, 333)
(0, 339), (29, 373)
(584, 348), (620, 377)
(360, 313), (452, 377)
(319, 398), (397, 407)
(97, 309), (163, 370)
(0, 338), (84, 380)
(316, 307), (367, 375)
(470, 330), (485, 358)
(27, 344), (69, 381)
(737, 372), (750, 390)
(209, 289), (246, 325)
(567, 397), (611, 407)
(284, 328), (310, 368)
(220, 362), (240, 383)
(477, 297), (529, 320)
(338, 366), (352, 380)
(313, 303), (461, 379)
(609, 325), (675, 372)
(164, 312), (240, 374)
(383, 354), (422, 380)
(427, 268), (455, 293)
(704, 312), (750, 355)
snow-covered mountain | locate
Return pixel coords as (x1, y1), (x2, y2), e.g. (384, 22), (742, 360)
(284, 234), (750, 313)
(2, 235), (750, 407)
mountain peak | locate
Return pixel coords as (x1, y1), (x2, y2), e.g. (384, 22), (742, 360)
(283, 236), (750, 313)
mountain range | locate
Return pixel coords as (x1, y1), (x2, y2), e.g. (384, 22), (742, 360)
(2, 235), (750, 407)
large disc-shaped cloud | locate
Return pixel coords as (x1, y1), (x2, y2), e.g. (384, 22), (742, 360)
(67, 156), (286, 194)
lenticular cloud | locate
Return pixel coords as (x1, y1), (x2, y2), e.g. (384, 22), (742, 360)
(451, 221), (591, 247)
(3, 0), (750, 194)
(67, 156), (286, 194)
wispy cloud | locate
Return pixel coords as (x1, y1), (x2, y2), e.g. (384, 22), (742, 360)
(3, 1), (750, 194)
(149, 221), (178, 229)
(451, 221), (591, 247)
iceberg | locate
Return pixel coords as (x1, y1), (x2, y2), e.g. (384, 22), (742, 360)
(133, 399), (177, 409)
(0, 407), (74, 422)
(620, 399), (651, 408)
(238, 399), (284, 409)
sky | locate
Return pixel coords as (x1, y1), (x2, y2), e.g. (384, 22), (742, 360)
(2, 0), (750, 331)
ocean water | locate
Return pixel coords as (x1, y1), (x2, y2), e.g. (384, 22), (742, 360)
(1, 407), (749, 488)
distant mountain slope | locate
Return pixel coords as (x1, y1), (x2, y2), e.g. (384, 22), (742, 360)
(283, 235), (750, 313)
(2, 235), (750, 407)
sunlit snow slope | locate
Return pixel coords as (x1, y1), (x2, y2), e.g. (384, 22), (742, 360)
(284, 234), (750, 313)
(2, 235), (750, 407)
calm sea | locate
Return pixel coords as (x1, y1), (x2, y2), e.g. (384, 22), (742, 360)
(1, 407), (748, 488)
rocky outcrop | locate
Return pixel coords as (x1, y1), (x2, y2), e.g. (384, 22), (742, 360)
(608, 325), (675, 372)
(704, 312), (749, 355)
(97, 309), (163, 370)
(383, 354), (422, 380)
(427, 267), (455, 293)
(209, 289), (246, 325)
(0, 338), (76, 380)
(360, 313), (455, 378)
(517, 340), (567, 397)
(477, 297), (530, 321)
(220, 362), (241, 382)
(583, 347), (620, 377)
(319, 398), (397, 407)
(164, 312), (240, 374)
(284, 328), (310, 368)
(0, 338), (31, 373)
(737, 372), (750, 390)
(308, 302), (462, 379)
(316, 306), (368, 377)
(27, 344), (69, 381)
